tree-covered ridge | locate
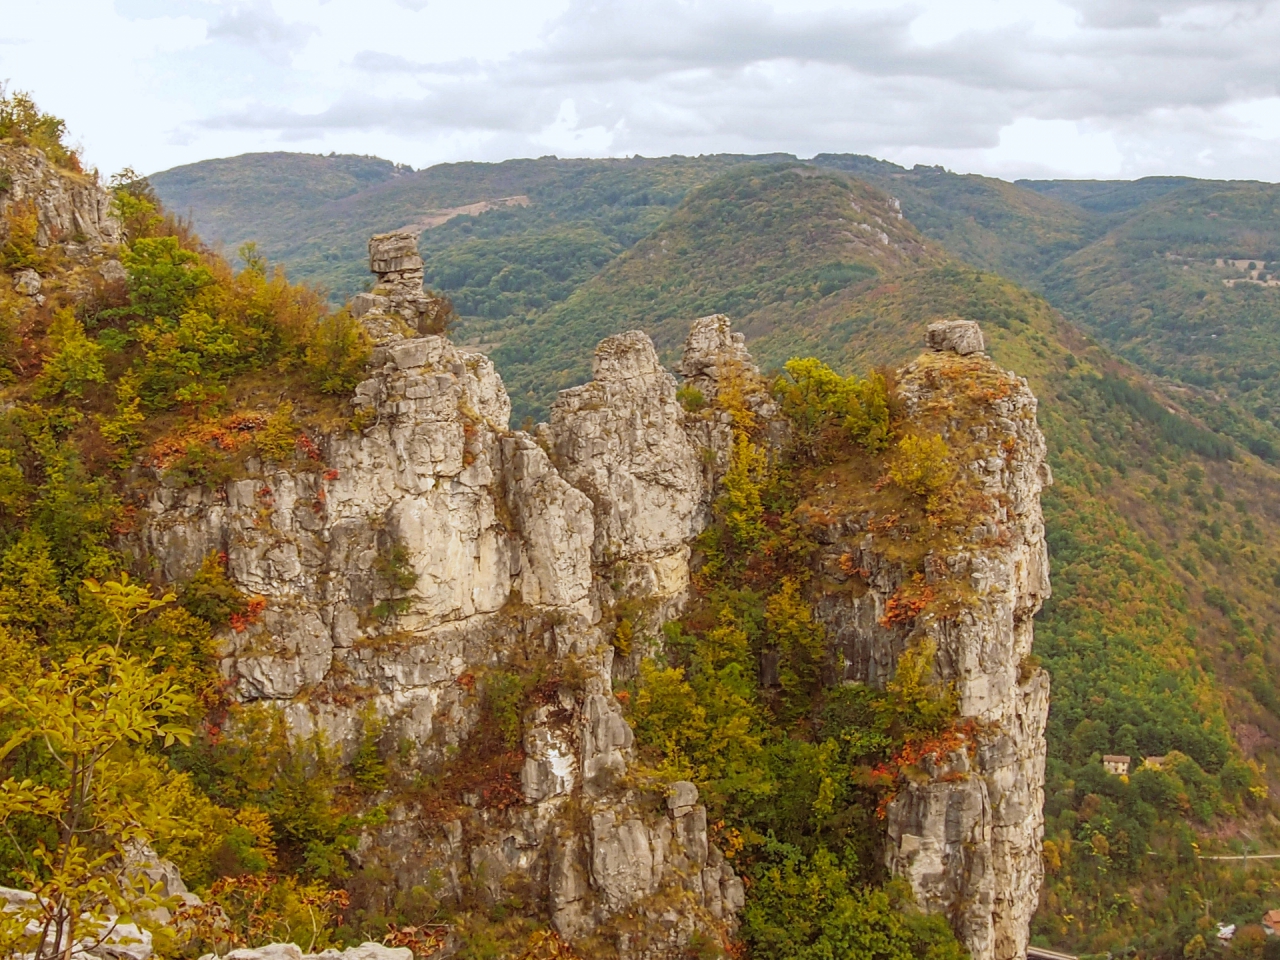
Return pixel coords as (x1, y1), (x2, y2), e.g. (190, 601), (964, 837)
(1017, 176), (1201, 215)
(152, 154), (772, 305)
(146, 152), (410, 263)
(811, 155), (1098, 286)
(491, 165), (936, 422)
(822, 163), (1280, 468)
(1039, 182), (1280, 460)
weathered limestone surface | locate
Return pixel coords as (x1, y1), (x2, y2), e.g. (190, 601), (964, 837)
(138, 247), (742, 956)
(351, 232), (452, 336)
(811, 325), (1051, 960)
(136, 233), (1046, 957)
(549, 331), (704, 635)
(925, 317), (985, 356)
(0, 144), (122, 253)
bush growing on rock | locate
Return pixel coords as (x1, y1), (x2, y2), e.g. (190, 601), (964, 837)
(0, 85), (78, 171)
(775, 356), (892, 458)
(887, 433), (954, 511)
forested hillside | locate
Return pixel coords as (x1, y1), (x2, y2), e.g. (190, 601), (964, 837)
(152, 151), (1280, 472)
(490, 166), (937, 421)
(830, 160), (1280, 464)
(151, 154), (776, 305)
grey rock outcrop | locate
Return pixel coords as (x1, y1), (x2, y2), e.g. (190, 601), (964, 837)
(0, 144), (121, 253)
(99, 259), (127, 284)
(139, 245), (742, 957)
(13, 267), (40, 295)
(549, 331), (704, 637)
(353, 232), (452, 336)
(676, 313), (757, 401)
(121, 840), (202, 927)
(925, 317), (985, 356)
(811, 332), (1050, 960)
(136, 233), (1046, 957)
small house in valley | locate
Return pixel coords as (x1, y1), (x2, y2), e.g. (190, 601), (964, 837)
(1262, 910), (1280, 936)
(1103, 755), (1131, 776)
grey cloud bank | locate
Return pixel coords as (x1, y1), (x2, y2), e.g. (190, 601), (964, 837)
(3, 0), (1279, 179)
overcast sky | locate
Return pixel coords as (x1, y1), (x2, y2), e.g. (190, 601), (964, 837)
(2, 0), (1279, 181)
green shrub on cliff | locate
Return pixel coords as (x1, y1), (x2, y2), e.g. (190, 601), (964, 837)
(34, 310), (106, 400)
(743, 850), (965, 960)
(0, 85), (79, 171)
(775, 357), (892, 456)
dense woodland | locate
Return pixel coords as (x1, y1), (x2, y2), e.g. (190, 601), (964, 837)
(3, 88), (1280, 959)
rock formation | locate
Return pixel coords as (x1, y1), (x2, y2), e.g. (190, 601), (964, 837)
(349, 232), (453, 337)
(141, 256), (746, 957)
(811, 318), (1051, 960)
(135, 230), (1048, 958)
(548, 330), (705, 650)
(0, 144), (121, 255)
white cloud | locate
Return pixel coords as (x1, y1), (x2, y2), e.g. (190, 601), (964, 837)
(207, 3), (319, 53)
(1, 0), (1279, 180)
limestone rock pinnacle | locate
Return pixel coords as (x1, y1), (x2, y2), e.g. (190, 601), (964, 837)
(925, 317), (986, 355)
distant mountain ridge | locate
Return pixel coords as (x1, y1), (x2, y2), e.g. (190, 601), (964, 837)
(152, 150), (1280, 454)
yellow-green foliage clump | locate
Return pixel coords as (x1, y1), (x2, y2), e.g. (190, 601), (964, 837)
(0, 84), (80, 170)
(0, 201), (53, 273)
(775, 357), (891, 457)
(257, 401), (300, 463)
(721, 431), (768, 548)
(34, 309), (106, 399)
(886, 433), (954, 512)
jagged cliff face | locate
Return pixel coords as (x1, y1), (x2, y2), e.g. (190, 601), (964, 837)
(0, 144), (121, 253)
(809, 320), (1051, 960)
(140, 240), (747, 956)
(135, 233), (1048, 958)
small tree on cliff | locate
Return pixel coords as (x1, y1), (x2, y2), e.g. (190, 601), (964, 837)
(0, 575), (192, 960)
